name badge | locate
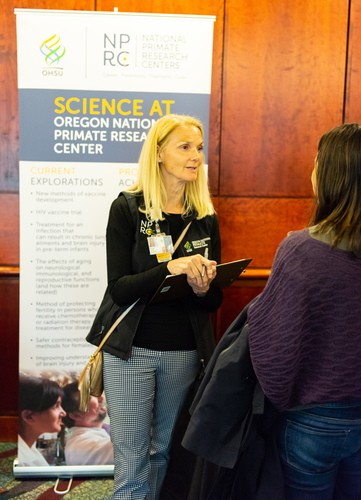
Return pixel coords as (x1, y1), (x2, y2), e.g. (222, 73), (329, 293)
(156, 252), (172, 263)
(148, 235), (174, 262)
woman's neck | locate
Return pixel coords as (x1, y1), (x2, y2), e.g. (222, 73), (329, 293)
(309, 225), (350, 251)
(164, 202), (184, 214)
(19, 425), (38, 449)
(164, 182), (185, 214)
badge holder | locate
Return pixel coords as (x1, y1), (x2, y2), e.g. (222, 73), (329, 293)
(148, 220), (192, 262)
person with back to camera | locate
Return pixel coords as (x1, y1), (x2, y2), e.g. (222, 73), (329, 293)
(18, 375), (66, 466)
(86, 114), (223, 500)
(248, 123), (361, 499)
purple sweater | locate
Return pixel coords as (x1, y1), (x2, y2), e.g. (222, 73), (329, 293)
(248, 228), (361, 412)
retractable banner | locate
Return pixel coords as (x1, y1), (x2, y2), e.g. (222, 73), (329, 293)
(15, 8), (215, 476)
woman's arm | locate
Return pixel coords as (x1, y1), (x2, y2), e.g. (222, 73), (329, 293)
(107, 198), (222, 310)
(191, 214), (223, 311)
(167, 214), (223, 311)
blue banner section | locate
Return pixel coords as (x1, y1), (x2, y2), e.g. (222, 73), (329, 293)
(19, 89), (210, 163)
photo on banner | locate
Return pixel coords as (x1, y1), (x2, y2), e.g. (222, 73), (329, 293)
(15, 8), (215, 474)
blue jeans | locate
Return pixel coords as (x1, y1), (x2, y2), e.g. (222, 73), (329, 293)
(277, 401), (361, 500)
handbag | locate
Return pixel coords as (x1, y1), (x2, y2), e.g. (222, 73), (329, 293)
(78, 300), (138, 411)
(78, 220), (193, 412)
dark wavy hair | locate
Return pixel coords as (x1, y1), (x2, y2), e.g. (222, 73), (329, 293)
(61, 382), (80, 428)
(309, 123), (361, 256)
(19, 375), (64, 414)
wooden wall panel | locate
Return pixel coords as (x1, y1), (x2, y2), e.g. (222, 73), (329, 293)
(345, 0), (361, 122)
(0, 0), (20, 192)
(97, 0), (225, 195)
(220, 0), (349, 197)
(0, 0), (96, 192)
(215, 283), (266, 341)
(218, 197), (313, 267)
(0, 416), (18, 442)
(0, 276), (19, 414)
(0, 194), (19, 264)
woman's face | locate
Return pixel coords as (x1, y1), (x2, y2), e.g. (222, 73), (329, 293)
(158, 124), (204, 187)
(32, 397), (66, 434)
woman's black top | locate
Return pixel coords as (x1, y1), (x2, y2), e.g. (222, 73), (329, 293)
(106, 195), (222, 351)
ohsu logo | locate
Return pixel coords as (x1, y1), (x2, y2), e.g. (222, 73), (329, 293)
(40, 34), (65, 76)
(104, 34), (130, 66)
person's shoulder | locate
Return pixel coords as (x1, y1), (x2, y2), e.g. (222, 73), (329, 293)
(113, 191), (145, 214)
(278, 228), (309, 250)
(271, 229), (310, 268)
(66, 426), (94, 443)
(196, 209), (218, 226)
(107, 192), (146, 233)
(72, 426), (111, 444)
(108, 192), (135, 222)
(282, 228), (308, 241)
(110, 192), (131, 210)
(192, 212), (219, 237)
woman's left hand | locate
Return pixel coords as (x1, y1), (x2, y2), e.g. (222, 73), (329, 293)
(187, 273), (215, 296)
(167, 254), (217, 297)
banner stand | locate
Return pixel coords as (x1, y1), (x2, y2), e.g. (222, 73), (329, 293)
(13, 459), (113, 478)
(15, 7), (215, 479)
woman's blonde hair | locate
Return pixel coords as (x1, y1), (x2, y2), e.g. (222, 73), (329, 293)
(126, 114), (215, 220)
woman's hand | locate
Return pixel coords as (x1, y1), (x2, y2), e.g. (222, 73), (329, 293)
(167, 254), (217, 296)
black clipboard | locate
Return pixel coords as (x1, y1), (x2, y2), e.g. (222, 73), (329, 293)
(149, 258), (252, 305)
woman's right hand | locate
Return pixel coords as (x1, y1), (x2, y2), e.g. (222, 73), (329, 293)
(167, 254), (217, 292)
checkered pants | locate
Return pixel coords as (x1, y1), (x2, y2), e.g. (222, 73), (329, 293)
(103, 347), (199, 500)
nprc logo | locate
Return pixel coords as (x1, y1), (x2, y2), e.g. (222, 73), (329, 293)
(40, 34), (66, 77)
(104, 34), (130, 67)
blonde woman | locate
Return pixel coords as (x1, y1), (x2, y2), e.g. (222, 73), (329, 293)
(87, 114), (223, 500)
